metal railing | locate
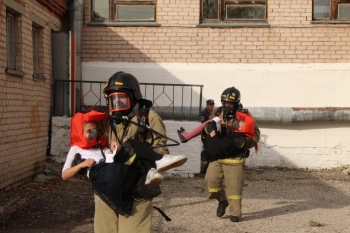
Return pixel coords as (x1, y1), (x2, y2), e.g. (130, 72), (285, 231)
(53, 80), (204, 121)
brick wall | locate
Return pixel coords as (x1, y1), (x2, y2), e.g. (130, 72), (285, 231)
(82, 0), (350, 63)
(0, 0), (64, 190)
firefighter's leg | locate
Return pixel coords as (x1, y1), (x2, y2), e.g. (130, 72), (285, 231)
(205, 160), (226, 200)
(205, 160), (228, 217)
(222, 163), (244, 218)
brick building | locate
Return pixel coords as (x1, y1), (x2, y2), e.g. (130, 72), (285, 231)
(0, 0), (66, 190)
(2, 0), (350, 190)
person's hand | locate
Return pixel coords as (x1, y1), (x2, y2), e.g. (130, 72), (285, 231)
(79, 158), (95, 168)
(210, 130), (216, 137)
(110, 141), (121, 153)
(219, 120), (226, 127)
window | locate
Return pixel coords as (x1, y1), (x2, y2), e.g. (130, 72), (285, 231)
(32, 27), (39, 74)
(6, 10), (25, 76)
(6, 12), (16, 69)
(92, 0), (156, 22)
(32, 25), (44, 79)
(32, 23), (45, 79)
(313, 0), (350, 21)
(201, 0), (267, 23)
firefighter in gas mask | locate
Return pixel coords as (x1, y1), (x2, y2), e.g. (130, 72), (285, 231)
(204, 86), (260, 223)
(96, 71), (170, 233)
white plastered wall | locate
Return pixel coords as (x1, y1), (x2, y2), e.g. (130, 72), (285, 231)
(78, 62), (350, 170)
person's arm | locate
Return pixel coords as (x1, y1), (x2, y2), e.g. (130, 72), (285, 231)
(62, 158), (96, 180)
(61, 146), (96, 180)
(199, 110), (205, 123)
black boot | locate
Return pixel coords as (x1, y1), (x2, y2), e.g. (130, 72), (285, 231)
(230, 216), (240, 222)
(216, 199), (228, 217)
(177, 127), (188, 143)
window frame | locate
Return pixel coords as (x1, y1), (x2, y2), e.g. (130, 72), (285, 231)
(200, 0), (268, 24)
(6, 12), (16, 70)
(32, 24), (45, 80)
(32, 26), (38, 74)
(6, 9), (26, 76)
(91, 0), (157, 24)
(313, 0), (350, 22)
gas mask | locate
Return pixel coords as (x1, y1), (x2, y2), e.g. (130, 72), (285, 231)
(222, 101), (239, 121)
(108, 92), (131, 113)
(108, 92), (133, 123)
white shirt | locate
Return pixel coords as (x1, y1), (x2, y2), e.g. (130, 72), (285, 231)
(62, 145), (110, 177)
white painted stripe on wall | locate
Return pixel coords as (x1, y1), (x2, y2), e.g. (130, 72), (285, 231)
(78, 62), (350, 170)
(82, 62), (350, 108)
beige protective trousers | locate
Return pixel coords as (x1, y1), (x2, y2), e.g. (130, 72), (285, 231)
(94, 194), (153, 233)
(205, 160), (245, 217)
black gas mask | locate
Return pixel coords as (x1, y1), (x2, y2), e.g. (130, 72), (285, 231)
(222, 101), (239, 121)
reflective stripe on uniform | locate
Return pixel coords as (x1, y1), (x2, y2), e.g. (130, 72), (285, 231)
(208, 187), (223, 193)
(124, 153), (136, 165)
(228, 195), (242, 200)
(218, 158), (246, 165)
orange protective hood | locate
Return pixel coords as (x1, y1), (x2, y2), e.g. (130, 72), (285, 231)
(70, 110), (109, 149)
(234, 111), (255, 138)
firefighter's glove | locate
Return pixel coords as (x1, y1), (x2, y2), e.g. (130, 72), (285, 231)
(72, 153), (87, 175)
(204, 121), (217, 135)
(232, 136), (254, 150)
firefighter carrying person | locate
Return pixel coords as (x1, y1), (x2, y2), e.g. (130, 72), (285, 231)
(204, 86), (260, 223)
(94, 71), (186, 233)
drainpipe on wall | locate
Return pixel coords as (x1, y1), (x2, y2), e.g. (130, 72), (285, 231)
(158, 107), (350, 123)
(67, 0), (83, 82)
(249, 107), (350, 124)
(67, 0), (83, 115)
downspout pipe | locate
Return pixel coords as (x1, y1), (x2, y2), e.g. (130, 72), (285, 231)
(249, 107), (350, 124)
(67, 0), (83, 81)
(158, 107), (350, 123)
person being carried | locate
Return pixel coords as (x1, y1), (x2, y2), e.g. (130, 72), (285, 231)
(177, 111), (257, 154)
(200, 111), (258, 160)
(62, 110), (186, 185)
(62, 110), (187, 217)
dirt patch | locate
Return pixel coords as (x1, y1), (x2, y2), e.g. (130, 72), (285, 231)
(1, 161), (350, 233)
